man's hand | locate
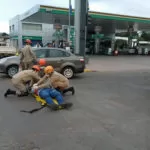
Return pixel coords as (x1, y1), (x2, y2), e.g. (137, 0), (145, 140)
(33, 83), (38, 87)
(32, 84), (38, 90)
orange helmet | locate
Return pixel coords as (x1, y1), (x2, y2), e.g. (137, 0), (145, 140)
(25, 39), (32, 44)
(32, 65), (40, 72)
(38, 58), (46, 66)
(44, 66), (54, 74)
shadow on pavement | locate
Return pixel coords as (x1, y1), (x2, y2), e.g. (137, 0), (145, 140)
(0, 73), (9, 79)
(70, 73), (93, 80)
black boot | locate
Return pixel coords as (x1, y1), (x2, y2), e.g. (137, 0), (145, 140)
(47, 104), (59, 111)
(4, 89), (16, 97)
(60, 102), (73, 109)
(55, 88), (63, 94)
(63, 87), (75, 95)
(17, 92), (29, 97)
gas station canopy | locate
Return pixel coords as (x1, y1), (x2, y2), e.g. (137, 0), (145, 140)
(21, 4), (150, 34)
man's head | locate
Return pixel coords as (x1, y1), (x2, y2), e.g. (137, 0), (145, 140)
(25, 39), (32, 45)
(38, 58), (46, 66)
(44, 66), (54, 76)
(32, 65), (40, 72)
(47, 43), (52, 47)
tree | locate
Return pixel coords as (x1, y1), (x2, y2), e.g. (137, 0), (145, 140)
(1, 32), (8, 36)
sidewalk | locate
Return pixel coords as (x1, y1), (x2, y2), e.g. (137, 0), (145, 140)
(85, 55), (150, 72)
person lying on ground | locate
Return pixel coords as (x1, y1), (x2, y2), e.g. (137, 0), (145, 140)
(32, 84), (73, 109)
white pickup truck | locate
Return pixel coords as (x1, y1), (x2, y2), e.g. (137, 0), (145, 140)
(0, 46), (17, 59)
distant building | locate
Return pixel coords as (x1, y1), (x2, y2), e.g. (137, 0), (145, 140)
(0, 33), (10, 46)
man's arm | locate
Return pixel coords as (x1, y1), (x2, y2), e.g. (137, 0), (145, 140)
(38, 82), (52, 89)
(33, 73), (41, 82)
(29, 79), (34, 87)
(30, 72), (41, 87)
(37, 77), (52, 89)
(36, 75), (47, 86)
(29, 47), (36, 60)
(20, 50), (24, 62)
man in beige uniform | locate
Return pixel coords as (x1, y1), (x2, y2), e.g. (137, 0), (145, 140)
(35, 66), (75, 95)
(20, 39), (37, 70)
(4, 65), (41, 97)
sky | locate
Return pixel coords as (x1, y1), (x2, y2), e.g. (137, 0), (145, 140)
(1, 0), (150, 33)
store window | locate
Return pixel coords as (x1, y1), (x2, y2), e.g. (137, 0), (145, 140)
(9, 26), (11, 32)
(49, 49), (70, 57)
(34, 49), (48, 58)
(12, 25), (14, 31)
(22, 23), (42, 31)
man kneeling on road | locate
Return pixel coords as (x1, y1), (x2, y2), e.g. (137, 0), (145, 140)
(34, 66), (75, 95)
(4, 65), (41, 97)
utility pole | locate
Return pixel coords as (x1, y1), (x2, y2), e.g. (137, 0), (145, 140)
(68, 0), (72, 43)
(74, 0), (88, 56)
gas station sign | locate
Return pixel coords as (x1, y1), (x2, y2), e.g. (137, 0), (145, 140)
(69, 27), (75, 48)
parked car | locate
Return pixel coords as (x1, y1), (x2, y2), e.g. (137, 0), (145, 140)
(0, 48), (85, 79)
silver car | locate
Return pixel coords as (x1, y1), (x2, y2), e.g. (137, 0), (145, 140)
(0, 48), (85, 79)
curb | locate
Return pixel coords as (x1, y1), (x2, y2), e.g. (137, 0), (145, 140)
(84, 69), (97, 72)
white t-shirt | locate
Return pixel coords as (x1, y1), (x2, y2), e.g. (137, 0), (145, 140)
(66, 47), (70, 52)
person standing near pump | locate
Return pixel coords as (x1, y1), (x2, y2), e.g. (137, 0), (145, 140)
(34, 42), (41, 48)
(20, 39), (37, 70)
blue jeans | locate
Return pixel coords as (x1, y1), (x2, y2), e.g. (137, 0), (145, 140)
(39, 88), (64, 105)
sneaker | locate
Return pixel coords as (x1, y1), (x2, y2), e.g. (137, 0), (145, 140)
(4, 89), (11, 97)
(60, 102), (73, 109)
(17, 92), (28, 97)
(47, 104), (59, 111)
(72, 87), (75, 95)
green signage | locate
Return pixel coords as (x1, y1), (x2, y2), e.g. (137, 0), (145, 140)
(39, 8), (150, 24)
(92, 34), (104, 39)
(22, 36), (42, 40)
(11, 36), (18, 40)
(69, 27), (75, 48)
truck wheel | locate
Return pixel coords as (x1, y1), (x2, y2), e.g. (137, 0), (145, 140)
(7, 65), (19, 78)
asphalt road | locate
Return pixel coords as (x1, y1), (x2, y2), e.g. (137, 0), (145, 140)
(0, 70), (150, 150)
